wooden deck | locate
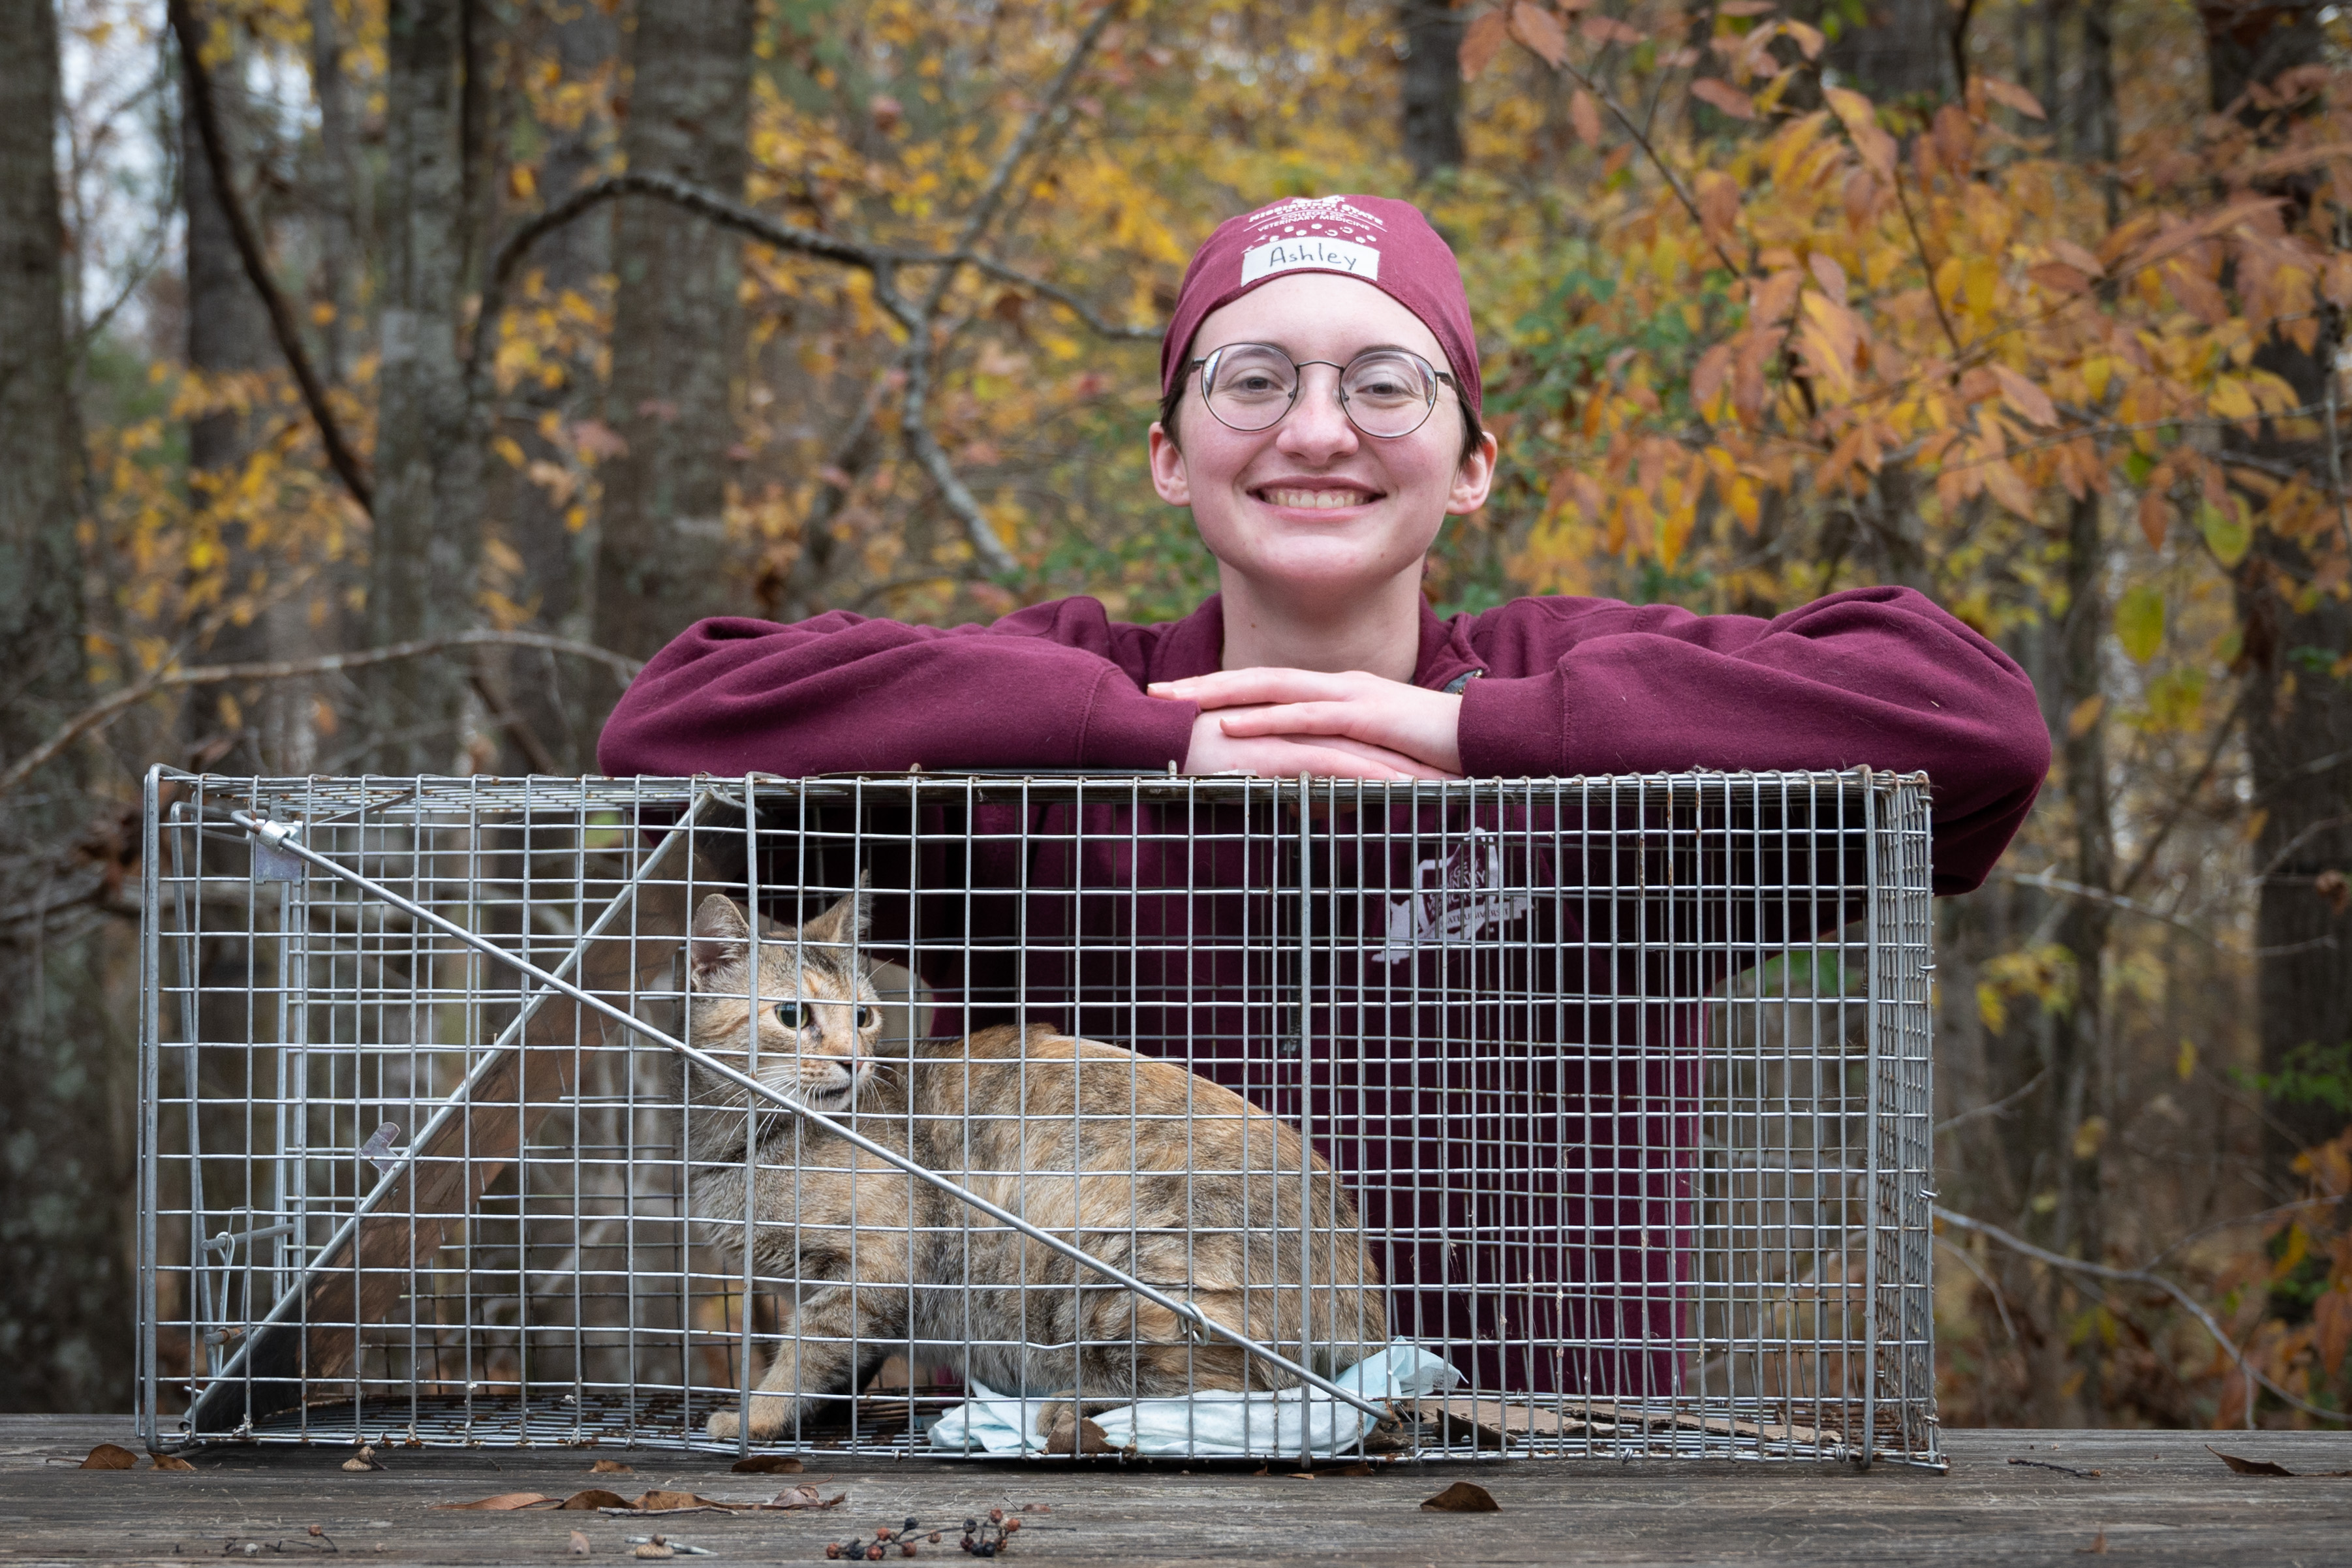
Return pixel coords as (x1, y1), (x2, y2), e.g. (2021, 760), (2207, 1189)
(4, 1417), (2346, 1564)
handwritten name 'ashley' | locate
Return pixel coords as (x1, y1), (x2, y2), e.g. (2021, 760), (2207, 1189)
(1240, 236), (1382, 285)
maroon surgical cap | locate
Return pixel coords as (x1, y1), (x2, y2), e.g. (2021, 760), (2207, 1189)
(1158, 194), (1482, 423)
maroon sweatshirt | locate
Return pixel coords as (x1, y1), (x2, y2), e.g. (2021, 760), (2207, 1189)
(600, 587), (2047, 1400)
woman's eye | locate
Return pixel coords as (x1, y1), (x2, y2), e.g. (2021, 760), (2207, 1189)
(857, 1006), (874, 1028)
(772, 1002), (803, 1030)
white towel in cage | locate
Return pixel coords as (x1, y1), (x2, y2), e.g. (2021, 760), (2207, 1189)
(924, 1344), (1461, 1458)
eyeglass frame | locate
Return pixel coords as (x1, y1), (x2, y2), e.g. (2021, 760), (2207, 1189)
(1183, 341), (1462, 440)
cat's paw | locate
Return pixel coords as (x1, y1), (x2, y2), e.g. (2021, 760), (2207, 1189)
(709, 1394), (799, 1441)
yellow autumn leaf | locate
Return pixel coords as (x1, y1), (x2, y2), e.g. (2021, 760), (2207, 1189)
(2114, 583), (2165, 663)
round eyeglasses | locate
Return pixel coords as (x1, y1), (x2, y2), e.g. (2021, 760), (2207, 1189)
(1188, 343), (1459, 439)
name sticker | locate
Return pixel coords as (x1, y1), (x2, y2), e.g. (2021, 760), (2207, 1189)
(1240, 236), (1381, 284)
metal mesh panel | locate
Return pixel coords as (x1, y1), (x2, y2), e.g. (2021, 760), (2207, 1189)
(138, 768), (1938, 1467)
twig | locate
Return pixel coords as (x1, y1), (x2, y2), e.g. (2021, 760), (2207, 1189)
(0, 631), (640, 800)
(2324, 309), (2352, 564)
(1936, 1066), (2049, 1133)
(2007, 1456), (2102, 1478)
(897, 0), (1131, 577)
(1994, 867), (2231, 949)
(1934, 1206), (2350, 1425)
(168, 0), (374, 515)
(1892, 160), (1966, 360)
(1548, 52), (1744, 279)
(2116, 683), (2251, 899)
(1935, 1233), (2021, 1345)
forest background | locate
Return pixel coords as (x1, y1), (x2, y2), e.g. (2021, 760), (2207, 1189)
(2, 0), (2349, 1431)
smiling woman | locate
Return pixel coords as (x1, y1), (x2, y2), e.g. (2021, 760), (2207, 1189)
(595, 193), (2050, 1402)
(598, 191), (2047, 886)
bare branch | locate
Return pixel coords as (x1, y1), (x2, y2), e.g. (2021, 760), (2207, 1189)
(168, 0), (375, 515)
(899, 0), (1131, 577)
(954, 251), (1160, 341)
(1544, 52), (1745, 279)
(0, 632), (640, 800)
(1934, 1206), (2349, 1426)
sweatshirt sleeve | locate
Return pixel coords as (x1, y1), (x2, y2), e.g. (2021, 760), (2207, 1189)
(595, 600), (1199, 778)
(1454, 586), (2049, 895)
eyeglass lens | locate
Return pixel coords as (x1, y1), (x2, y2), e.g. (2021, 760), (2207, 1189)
(1201, 344), (1441, 438)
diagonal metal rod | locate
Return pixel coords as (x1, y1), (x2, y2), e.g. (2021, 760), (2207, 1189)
(225, 807), (1388, 1422)
(191, 795), (710, 1402)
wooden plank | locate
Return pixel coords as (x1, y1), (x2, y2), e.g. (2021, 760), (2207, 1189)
(12, 1419), (2347, 1564)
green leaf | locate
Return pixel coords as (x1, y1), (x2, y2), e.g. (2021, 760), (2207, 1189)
(2198, 500), (2250, 568)
(2123, 450), (2157, 487)
(2114, 583), (2165, 663)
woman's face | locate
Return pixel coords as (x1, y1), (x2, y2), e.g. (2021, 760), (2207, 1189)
(1149, 272), (1494, 605)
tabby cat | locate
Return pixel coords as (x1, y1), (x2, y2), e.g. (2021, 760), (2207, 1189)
(679, 885), (1387, 1442)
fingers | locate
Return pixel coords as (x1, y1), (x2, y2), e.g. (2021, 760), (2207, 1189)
(1214, 702), (1364, 741)
(1149, 668), (1367, 711)
(1211, 733), (1459, 782)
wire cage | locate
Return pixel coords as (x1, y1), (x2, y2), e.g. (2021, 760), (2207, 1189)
(138, 766), (1938, 1468)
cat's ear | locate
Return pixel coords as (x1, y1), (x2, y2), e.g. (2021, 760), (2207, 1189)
(798, 870), (871, 949)
(689, 895), (752, 985)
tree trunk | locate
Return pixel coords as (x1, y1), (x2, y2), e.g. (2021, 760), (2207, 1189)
(369, 0), (482, 773)
(2200, 1), (2351, 1180)
(2035, 491), (2116, 1418)
(307, 0), (365, 383)
(180, 33), (276, 765)
(594, 0), (756, 665)
(1399, 0), (1466, 182)
(485, 0), (617, 773)
(0, 0), (126, 1416)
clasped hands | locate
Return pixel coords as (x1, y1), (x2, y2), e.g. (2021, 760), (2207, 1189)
(1148, 669), (1464, 782)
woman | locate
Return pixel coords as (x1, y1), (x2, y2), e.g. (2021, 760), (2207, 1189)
(601, 194), (2049, 1403)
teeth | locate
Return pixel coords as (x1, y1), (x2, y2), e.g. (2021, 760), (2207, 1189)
(1262, 488), (1371, 509)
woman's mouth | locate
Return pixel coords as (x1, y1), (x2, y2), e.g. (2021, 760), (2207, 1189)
(1254, 485), (1381, 510)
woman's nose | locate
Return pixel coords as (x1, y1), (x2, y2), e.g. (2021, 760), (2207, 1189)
(1275, 365), (1359, 459)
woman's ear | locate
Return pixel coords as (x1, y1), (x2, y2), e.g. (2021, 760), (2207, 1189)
(1446, 428), (1500, 517)
(1148, 422), (1191, 506)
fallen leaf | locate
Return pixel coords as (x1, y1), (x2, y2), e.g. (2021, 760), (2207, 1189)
(2078, 1530), (2109, 1555)
(80, 1443), (138, 1469)
(1291, 1462), (1374, 1478)
(569, 1530), (592, 1556)
(151, 1454), (196, 1471)
(2206, 1443), (2352, 1476)
(764, 1486), (846, 1511)
(434, 1492), (558, 1511)
(729, 1454), (803, 1474)
(1019, 1503), (1051, 1513)
(1421, 1481), (1499, 1513)
(590, 1459), (636, 1475)
(563, 1490), (635, 1511)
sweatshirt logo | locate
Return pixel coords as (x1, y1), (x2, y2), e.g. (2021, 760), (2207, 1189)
(1374, 830), (1531, 963)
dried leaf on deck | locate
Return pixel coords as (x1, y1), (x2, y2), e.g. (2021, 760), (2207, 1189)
(2077, 1530), (2109, 1555)
(1420, 1481), (1499, 1513)
(729, 1454), (803, 1473)
(341, 1445), (384, 1471)
(2206, 1444), (2352, 1477)
(562, 1490), (635, 1511)
(434, 1492), (559, 1510)
(761, 1486), (846, 1511)
(568, 1530), (592, 1556)
(628, 1491), (715, 1513)
(79, 1443), (138, 1469)
(589, 1458), (636, 1474)
(151, 1454), (196, 1471)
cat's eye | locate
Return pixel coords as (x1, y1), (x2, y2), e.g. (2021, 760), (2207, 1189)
(856, 1006), (874, 1029)
(772, 1001), (805, 1030)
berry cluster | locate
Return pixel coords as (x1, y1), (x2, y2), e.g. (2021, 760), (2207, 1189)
(822, 1509), (1034, 1561)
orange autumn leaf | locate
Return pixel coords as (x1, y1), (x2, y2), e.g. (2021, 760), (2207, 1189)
(1459, 10), (1508, 81)
(1507, 1), (1569, 67)
(1690, 78), (1756, 121)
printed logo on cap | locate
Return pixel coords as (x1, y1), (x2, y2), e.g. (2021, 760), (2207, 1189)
(1237, 196), (1390, 286)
